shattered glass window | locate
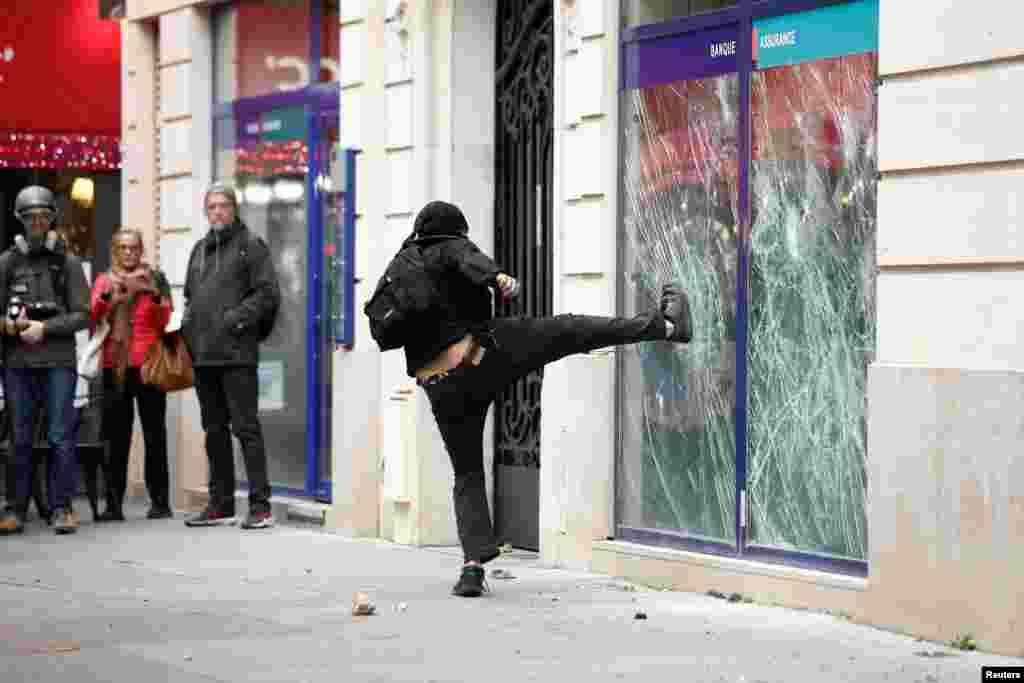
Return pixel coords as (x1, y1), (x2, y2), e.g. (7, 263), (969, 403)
(619, 74), (740, 544)
(617, 12), (877, 563)
(746, 53), (877, 560)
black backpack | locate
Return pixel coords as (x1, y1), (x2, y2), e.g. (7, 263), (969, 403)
(363, 234), (459, 351)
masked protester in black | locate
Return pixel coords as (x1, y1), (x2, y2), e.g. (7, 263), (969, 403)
(404, 201), (693, 597)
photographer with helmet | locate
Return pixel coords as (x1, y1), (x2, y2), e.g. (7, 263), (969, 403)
(0, 186), (90, 535)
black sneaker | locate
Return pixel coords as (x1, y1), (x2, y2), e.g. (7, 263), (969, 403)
(96, 508), (125, 522)
(451, 565), (488, 597)
(661, 283), (693, 343)
(184, 508), (237, 527)
(240, 511), (275, 529)
(146, 506), (174, 520)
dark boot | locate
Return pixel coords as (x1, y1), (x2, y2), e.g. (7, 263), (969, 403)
(661, 283), (693, 343)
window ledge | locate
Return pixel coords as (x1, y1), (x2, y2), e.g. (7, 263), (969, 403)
(593, 540), (869, 592)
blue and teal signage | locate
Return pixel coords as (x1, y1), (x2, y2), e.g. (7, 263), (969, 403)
(753, 0), (878, 69)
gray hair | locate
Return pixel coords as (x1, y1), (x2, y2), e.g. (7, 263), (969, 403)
(203, 182), (239, 211)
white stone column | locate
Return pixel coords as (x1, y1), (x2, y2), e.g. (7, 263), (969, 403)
(327, 0), (385, 537)
(540, 0), (621, 570)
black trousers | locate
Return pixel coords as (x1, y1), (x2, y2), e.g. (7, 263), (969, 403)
(193, 365), (271, 515)
(102, 367), (169, 511)
(421, 312), (668, 563)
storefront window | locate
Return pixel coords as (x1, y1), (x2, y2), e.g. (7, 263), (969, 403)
(622, 0), (738, 29)
(746, 2), (877, 561)
(214, 0), (340, 103)
(618, 0), (877, 568)
(214, 105), (312, 492)
(619, 28), (741, 545)
(211, 0), (341, 498)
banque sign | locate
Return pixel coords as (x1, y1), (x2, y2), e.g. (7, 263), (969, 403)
(622, 25), (739, 90)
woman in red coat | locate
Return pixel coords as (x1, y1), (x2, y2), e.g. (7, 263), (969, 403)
(90, 229), (173, 521)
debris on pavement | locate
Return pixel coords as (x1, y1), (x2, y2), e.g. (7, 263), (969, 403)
(706, 589), (753, 604)
(490, 568), (516, 580)
(48, 641), (80, 655)
(352, 592), (376, 616)
(498, 543), (513, 554)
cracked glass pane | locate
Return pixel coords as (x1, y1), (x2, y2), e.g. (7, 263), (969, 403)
(746, 53), (877, 560)
(618, 74), (739, 543)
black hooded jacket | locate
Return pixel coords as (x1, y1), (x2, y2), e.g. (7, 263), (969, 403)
(182, 220), (281, 367)
(402, 201), (504, 376)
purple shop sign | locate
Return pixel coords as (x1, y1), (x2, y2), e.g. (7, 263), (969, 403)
(622, 24), (739, 91)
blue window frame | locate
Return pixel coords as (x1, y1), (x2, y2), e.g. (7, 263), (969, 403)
(617, 0), (877, 577)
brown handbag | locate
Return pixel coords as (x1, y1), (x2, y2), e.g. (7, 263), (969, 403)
(141, 329), (194, 392)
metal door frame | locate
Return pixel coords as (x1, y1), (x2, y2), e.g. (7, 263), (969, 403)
(492, 0), (555, 551)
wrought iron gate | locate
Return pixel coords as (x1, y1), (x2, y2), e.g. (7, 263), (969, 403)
(493, 0), (554, 551)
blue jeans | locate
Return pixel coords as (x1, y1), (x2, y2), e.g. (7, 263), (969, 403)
(5, 367), (79, 515)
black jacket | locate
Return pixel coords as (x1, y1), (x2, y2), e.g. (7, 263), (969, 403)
(182, 221), (281, 367)
(0, 239), (90, 369)
(402, 221), (504, 377)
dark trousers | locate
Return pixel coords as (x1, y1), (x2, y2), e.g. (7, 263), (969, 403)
(102, 367), (169, 512)
(421, 312), (668, 563)
(5, 367), (79, 515)
(193, 365), (271, 515)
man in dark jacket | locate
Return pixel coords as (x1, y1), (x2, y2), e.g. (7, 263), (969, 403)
(0, 186), (90, 535)
(404, 200), (693, 597)
(182, 183), (281, 530)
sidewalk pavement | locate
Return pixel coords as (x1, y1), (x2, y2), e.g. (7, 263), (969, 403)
(1, 503), (1021, 683)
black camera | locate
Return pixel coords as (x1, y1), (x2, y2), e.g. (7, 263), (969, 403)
(7, 297), (60, 322)
(26, 302), (60, 321)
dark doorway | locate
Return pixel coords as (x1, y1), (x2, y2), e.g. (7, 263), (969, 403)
(492, 0), (554, 551)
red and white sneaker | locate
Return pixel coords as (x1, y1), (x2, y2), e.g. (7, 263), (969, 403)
(241, 511), (275, 529)
(184, 508), (237, 527)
